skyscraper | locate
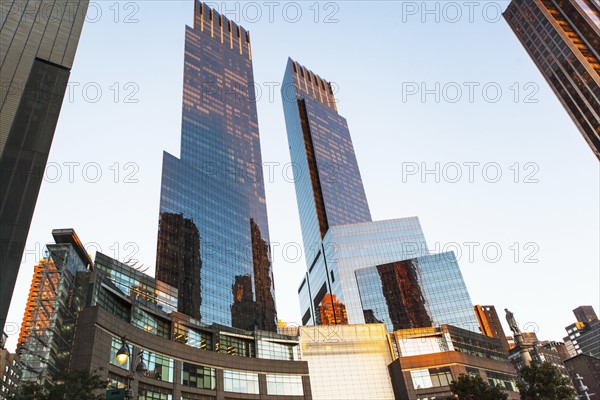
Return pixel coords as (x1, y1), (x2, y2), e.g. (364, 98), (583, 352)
(474, 305), (511, 352)
(0, 0), (89, 333)
(281, 59), (478, 332)
(503, 0), (600, 160)
(563, 305), (600, 358)
(17, 229), (90, 385)
(156, 2), (276, 331)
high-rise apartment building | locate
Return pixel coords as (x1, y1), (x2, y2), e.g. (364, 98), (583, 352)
(17, 229), (91, 385)
(156, 2), (276, 331)
(0, 0), (89, 334)
(503, 0), (600, 160)
(563, 305), (600, 358)
(474, 305), (511, 352)
(281, 59), (478, 332)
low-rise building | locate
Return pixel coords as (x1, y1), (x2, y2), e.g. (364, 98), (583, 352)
(389, 325), (519, 400)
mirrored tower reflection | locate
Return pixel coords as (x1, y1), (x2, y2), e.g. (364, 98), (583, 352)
(156, 2), (276, 331)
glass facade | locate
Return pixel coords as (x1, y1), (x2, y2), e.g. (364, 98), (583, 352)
(257, 339), (299, 361)
(504, 0), (600, 160)
(356, 252), (480, 333)
(95, 252), (178, 314)
(266, 374), (304, 395)
(137, 383), (173, 400)
(156, 1), (276, 331)
(223, 370), (259, 394)
(298, 218), (430, 326)
(181, 362), (216, 389)
(393, 325), (508, 361)
(0, 0), (88, 334)
(281, 59), (479, 331)
(281, 58), (372, 256)
(18, 243), (88, 384)
(410, 367), (453, 390)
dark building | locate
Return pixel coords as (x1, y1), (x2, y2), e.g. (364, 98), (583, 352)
(474, 305), (511, 352)
(573, 305), (598, 324)
(0, 344), (20, 399)
(156, 2), (276, 331)
(0, 0), (88, 334)
(503, 0), (600, 160)
(509, 340), (572, 378)
(563, 354), (600, 397)
(563, 305), (600, 358)
(156, 213), (202, 320)
(389, 325), (519, 400)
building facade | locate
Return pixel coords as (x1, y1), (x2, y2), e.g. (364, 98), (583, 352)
(0, 0), (89, 334)
(156, 1), (276, 332)
(0, 333), (20, 400)
(17, 229), (91, 385)
(563, 305), (600, 358)
(503, 0), (600, 160)
(389, 325), (520, 400)
(474, 305), (511, 352)
(19, 229), (311, 399)
(563, 353), (600, 397)
(281, 59), (478, 333)
(356, 252), (479, 332)
(294, 324), (396, 400)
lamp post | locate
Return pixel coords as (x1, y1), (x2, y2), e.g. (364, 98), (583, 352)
(115, 337), (148, 400)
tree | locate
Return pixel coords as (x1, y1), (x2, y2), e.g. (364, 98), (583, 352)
(11, 369), (107, 400)
(517, 362), (577, 400)
(448, 374), (508, 400)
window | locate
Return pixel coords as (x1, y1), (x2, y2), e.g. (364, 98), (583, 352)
(258, 340), (299, 361)
(410, 367), (453, 389)
(217, 335), (255, 357)
(174, 323), (212, 350)
(181, 362), (216, 389)
(132, 308), (171, 339)
(266, 374), (304, 396)
(143, 350), (174, 383)
(487, 371), (517, 392)
(108, 372), (127, 389)
(138, 383), (172, 400)
(223, 370), (259, 394)
(181, 394), (215, 400)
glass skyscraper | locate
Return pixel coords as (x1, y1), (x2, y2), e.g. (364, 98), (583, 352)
(356, 252), (479, 332)
(503, 0), (600, 160)
(0, 0), (89, 334)
(156, 2), (276, 331)
(281, 59), (478, 332)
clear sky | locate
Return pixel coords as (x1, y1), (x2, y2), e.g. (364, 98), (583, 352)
(4, 1), (599, 351)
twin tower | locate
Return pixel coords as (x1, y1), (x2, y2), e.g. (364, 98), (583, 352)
(156, 1), (478, 333)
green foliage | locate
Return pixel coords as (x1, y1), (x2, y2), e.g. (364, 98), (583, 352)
(448, 374), (508, 400)
(517, 362), (577, 400)
(11, 369), (107, 400)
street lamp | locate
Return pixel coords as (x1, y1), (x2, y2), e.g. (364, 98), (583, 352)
(114, 337), (148, 400)
(116, 341), (130, 366)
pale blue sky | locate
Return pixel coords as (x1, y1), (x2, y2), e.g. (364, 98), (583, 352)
(5, 1), (599, 350)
